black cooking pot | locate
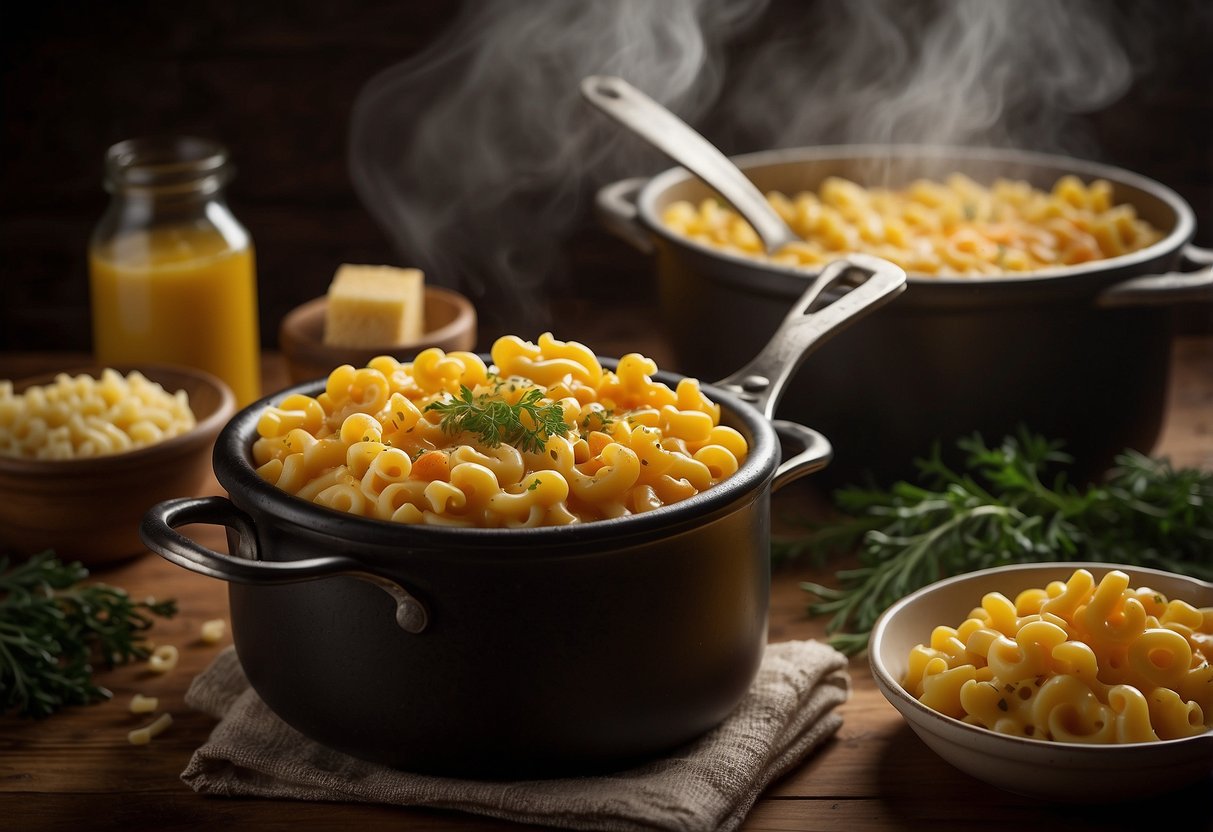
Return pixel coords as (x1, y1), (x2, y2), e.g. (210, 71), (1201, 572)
(140, 257), (905, 779)
(598, 145), (1213, 488)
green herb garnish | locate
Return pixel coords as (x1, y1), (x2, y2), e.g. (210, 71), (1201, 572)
(0, 551), (177, 718)
(775, 430), (1213, 656)
(425, 385), (567, 454)
(579, 405), (614, 433)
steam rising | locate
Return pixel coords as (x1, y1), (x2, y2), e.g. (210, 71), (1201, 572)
(715, 0), (1150, 154)
(349, 0), (1155, 332)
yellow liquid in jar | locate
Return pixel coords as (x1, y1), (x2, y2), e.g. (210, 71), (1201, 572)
(89, 226), (262, 407)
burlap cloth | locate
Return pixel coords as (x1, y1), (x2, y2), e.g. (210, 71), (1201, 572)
(181, 640), (850, 832)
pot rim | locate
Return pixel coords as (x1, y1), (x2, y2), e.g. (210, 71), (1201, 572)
(213, 364), (784, 553)
(634, 143), (1195, 288)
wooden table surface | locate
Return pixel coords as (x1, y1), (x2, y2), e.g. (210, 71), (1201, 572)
(2, 338), (1212, 832)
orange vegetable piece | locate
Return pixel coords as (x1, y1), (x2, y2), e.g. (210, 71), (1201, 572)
(410, 450), (450, 482)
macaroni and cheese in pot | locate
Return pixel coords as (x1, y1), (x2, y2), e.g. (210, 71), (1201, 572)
(662, 174), (1164, 276)
(626, 147), (1198, 496)
(149, 332), (779, 777)
(251, 334), (749, 528)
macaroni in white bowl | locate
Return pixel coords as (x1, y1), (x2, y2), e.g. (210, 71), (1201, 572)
(902, 567), (1213, 743)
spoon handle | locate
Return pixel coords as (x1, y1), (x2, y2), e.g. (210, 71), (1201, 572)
(581, 75), (799, 254)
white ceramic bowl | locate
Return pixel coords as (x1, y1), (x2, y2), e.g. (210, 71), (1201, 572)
(869, 562), (1213, 802)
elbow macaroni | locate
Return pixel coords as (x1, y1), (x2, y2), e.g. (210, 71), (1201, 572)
(199, 618), (227, 645)
(127, 712), (173, 746)
(129, 694), (159, 714)
(902, 568), (1213, 743)
(0, 369), (196, 459)
(147, 644), (180, 674)
(662, 174), (1163, 276)
(252, 334), (749, 527)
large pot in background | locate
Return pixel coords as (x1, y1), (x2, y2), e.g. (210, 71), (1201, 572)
(598, 145), (1213, 488)
(140, 259), (905, 778)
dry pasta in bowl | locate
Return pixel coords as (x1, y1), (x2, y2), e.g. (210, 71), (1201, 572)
(0, 363), (234, 564)
(251, 333), (748, 528)
(0, 368), (196, 460)
(661, 173), (1164, 276)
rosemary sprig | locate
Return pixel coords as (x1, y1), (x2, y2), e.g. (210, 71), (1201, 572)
(426, 385), (568, 454)
(776, 430), (1213, 656)
(0, 550), (177, 718)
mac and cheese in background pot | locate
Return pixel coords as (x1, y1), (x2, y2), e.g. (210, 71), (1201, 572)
(661, 174), (1164, 276)
(869, 562), (1213, 803)
(598, 144), (1213, 489)
(139, 261), (905, 778)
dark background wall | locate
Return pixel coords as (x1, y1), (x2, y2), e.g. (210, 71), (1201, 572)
(2, 2), (451, 351)
(3, 0), (1210, 354)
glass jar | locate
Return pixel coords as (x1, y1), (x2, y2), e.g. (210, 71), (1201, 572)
(88, 136), (262, 407)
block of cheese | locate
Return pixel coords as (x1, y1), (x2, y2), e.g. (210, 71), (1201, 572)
(323, 265), (425, 348)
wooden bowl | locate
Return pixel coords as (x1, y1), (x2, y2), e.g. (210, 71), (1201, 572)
(278, 285), (478, 384)
(0, 364), (236, 568)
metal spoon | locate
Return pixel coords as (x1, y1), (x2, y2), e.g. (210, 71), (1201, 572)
(580, 74), (801, 255)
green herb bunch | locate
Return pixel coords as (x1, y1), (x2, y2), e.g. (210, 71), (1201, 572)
(426, 385), (568, 453)
(0, 551), (177, 718)
(775, 431), (1213, 656)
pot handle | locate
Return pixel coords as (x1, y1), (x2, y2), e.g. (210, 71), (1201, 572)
(771, 421), (832, 492)
(715, 253), (907, 419)
(1097, 244), (1213, 308)
(140, 496), (429, 633)
(595, 176), (654, 254)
